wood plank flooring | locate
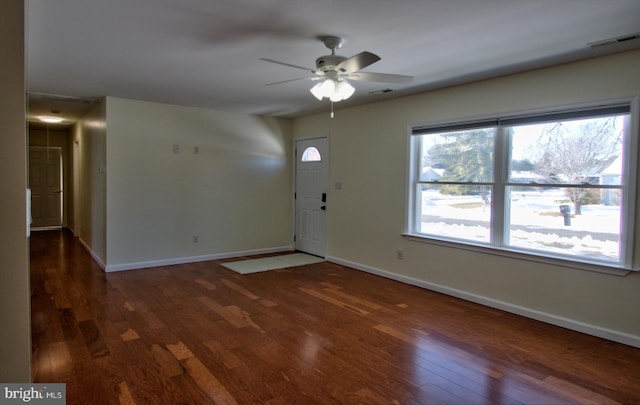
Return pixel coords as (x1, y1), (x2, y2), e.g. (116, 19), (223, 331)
(30, 230), (640, 404)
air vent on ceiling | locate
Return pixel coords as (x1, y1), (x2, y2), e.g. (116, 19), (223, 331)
(369, 89), (393, 95)
(588, 33), (640, 49)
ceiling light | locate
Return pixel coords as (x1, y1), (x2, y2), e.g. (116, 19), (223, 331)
(310, 79), (355, 102)
(38, 116), (64, 124)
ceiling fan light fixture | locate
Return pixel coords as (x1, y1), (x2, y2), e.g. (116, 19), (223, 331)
(331, 80), (355, 102)
(310, 79), (334, 100)
(310, 78), (354, 102)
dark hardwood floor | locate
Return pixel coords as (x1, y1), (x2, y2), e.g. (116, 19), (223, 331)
(30, 229), (640, 404)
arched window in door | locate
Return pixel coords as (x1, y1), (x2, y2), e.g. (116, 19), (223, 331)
(301, 146), (322, 162)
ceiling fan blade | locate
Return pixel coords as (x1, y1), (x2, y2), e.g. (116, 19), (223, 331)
(265, 76), (314, 86)
(337, 51), (381, 73)
(260, 58), (316, 73)
(348, 72), (414, 84)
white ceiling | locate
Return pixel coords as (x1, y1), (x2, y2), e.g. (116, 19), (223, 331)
(26, 0), (640, 124)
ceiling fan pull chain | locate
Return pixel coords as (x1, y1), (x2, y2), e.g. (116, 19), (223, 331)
(330, 101), (335, 118)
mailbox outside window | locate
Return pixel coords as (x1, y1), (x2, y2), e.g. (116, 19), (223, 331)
(559, 205), (571, 226)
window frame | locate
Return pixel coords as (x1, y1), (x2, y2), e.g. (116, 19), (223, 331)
(406, 98), (639, 275)
(301, 146), (322, 162)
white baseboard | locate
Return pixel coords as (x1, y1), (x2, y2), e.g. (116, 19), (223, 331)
(67, 226), (79, 238)
(30, 226), (63, 231)
(327, 256), (640, 349)
(104, 245), (293, 272)
(78, 237), (106, 270)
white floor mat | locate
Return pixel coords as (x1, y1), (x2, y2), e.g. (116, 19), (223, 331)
(221, 253), (325, 274)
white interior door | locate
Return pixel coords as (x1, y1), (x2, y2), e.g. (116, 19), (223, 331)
(29, 146), (63, 229)
(295, 137), (328, 257)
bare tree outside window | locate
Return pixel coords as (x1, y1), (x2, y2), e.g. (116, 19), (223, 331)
(532, 117), (623, 214)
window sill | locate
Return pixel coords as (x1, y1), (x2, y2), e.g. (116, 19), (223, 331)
(402, 233), (634, 276)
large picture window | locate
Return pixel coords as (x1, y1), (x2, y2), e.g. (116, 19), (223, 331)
(408, 104), (637, 270)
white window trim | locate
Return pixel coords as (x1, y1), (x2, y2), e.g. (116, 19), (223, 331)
(405, 96), (640, 275)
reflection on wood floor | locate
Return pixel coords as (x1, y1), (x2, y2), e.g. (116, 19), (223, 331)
(31, 230), (640, 404)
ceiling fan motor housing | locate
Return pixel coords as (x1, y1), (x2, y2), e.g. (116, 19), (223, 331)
(316, 55), (348, 73)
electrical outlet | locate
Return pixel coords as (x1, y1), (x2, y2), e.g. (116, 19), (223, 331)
(193, 235), (199, 243)
(396, 248), (404, 260)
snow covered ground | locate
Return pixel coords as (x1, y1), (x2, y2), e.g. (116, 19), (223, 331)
(420, 189), (621, 262)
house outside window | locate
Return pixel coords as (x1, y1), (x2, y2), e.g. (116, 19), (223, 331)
(408, 103), (637, 271)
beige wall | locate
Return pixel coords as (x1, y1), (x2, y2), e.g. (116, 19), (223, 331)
(293, 50), (640, 346)
(0, 0), (31, 381)
(105, 97), (293, 270)
(73, 99), (108, 266)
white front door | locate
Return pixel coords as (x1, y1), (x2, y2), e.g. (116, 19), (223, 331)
(295, 137), (328, 257)
(29, 146), (63, 229)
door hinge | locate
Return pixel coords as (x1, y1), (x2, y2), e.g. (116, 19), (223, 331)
(293, 234), (296, 242)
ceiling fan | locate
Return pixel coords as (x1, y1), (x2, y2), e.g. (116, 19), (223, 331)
(261, 35), (413, 103)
